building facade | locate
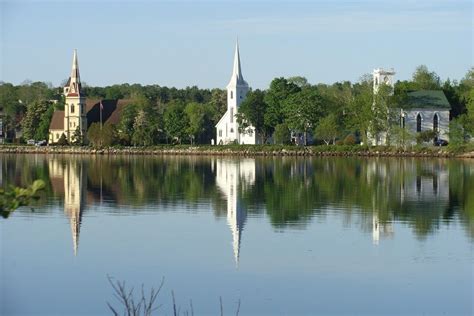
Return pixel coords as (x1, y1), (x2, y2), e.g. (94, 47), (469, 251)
(215, 42), (259, 145)
(49, 50), (87, 143)
(370, 68), (450, 145)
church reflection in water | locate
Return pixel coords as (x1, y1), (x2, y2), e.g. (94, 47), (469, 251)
(44, 156), (455, 258)
(214, 158), (255, 266)
(49, 158), (87, 256)
(367, 159), (450, 245)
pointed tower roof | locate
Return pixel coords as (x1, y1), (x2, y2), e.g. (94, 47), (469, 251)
(65, 49), (82, 97)
(227, 41), (248, 88)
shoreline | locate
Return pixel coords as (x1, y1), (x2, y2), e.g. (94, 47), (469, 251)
(1, 145), (473, 158)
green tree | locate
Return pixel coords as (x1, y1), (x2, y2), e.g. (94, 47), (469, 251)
(21, 100), (54, 141)
(184, 102), (207, 144)
(87, 123), (101, 147)
(117, 104), (138, 145)
(314, 113), (339, 145)
(235, 89), (272, 143)
(71, 126), (83, 145)
(264, 78), (301, 132)
(284, 87), (324, 145)
(132, 109), (154, 146)
(163, 101), (189, 144)
(273, 123), (291, 145)
(344, 77), (373, 144)
(412, 65), (440, 90)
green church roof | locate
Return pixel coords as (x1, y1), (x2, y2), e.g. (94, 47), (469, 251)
(402, 90), (451, 110)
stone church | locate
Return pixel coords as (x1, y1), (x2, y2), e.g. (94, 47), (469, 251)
(371, 68), (450, 145)
(215, 42), (261, 145)
(49, 50), (130, 144)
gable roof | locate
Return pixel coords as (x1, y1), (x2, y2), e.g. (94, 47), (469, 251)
(48, 99), (133, 131)
(49, 111), (65, 130)
(402, 90), (451, 110)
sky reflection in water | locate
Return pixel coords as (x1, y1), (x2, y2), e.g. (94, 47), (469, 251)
(1, 155), (473, 315)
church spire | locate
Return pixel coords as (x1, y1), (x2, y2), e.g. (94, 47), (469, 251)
(65, 49), (82, 96)
(227, 41), (247, 88)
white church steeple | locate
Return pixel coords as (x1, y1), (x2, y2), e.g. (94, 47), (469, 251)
(227, 41), (248, 89)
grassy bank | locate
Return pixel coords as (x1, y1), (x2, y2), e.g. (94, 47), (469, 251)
(1, 144), (473, 158)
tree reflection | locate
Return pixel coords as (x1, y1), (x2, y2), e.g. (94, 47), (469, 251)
(2, 154), (473, 245)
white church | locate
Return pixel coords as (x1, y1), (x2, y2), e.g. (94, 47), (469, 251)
(370, 68), (451, 146)
(215, 43), (260, 145)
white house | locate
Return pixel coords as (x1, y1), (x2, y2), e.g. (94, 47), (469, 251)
(215, 42), (260, 145)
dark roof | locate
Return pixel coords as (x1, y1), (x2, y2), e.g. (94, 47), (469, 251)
(49, 99), (132, 131)
(49, 111), (65, 130)
(402, 90), (451, 110)
(86, 99), (132, 127)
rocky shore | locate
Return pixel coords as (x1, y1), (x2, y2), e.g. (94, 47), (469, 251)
(1, 145), (473, 158)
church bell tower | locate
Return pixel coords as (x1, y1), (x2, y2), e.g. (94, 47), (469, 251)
(64, 49), (87, 143)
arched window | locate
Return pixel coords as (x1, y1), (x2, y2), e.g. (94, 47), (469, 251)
(230, 107), (234, 123)
(230, 91), (233, 99)
(416, 113), (422, 132)
(433, 113), (439, 132)
(230, 128), (234, 133)
(71, 104), (75, 114)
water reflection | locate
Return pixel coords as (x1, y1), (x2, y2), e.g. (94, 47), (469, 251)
(215, 158), (255, 266)
(2, 155), (473, 258)
(49, 158), (87, 255)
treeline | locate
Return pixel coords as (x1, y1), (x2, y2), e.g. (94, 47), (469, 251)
(236, 65), (474, 146)
(1, 65), (473, 145)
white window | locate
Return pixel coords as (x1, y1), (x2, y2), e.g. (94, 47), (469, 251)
(230, 108), (234, 123)
(219, 130), (222, 137)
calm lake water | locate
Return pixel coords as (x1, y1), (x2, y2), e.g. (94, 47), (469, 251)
(1, 154), (473, 315)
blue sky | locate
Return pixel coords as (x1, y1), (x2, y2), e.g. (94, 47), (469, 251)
(0, 0), (472, 89)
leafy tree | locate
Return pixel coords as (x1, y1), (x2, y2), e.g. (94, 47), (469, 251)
(264, 78), (301, 132)
(207, 89), (227, 124)
(87, 122), (116, 147)
(101, 122), (117, 146)
(412, 65), (440, 90)
(314, 113), (339, 145)
(390, 126), (414, 149)
(71, 126), (83, 145)
(185, 102), (208, 144)
(117, 104), (138, 145)
(235, 89), (272, 143)
(447, 118), (466, 145)
(21, 100), (54, 141)
(163, 101), (189, 144)
(87, 123), (101, 147)
(284, 87), (324, 145)
(273, 123), (291, 145)
(132, 109), (154, 146)
(344, 78), (373, 144)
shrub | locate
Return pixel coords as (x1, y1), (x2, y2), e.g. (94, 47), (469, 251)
(57, 133), (68, 146)
(416, 130), (437, 144)
(343, 134), (356, 145)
